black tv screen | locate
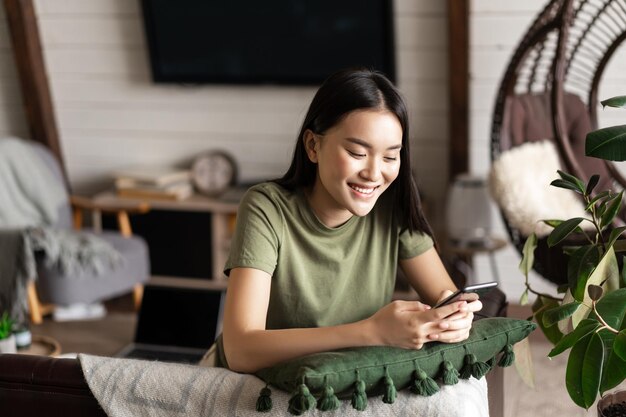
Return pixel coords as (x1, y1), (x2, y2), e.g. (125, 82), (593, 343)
(141, 0), (395, 85)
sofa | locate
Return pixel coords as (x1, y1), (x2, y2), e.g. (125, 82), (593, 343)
(0, 354), (106, 417)
(0, 289), (508, 417)
(0, 353), (503, 417)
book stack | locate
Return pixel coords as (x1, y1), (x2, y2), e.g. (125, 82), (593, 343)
(114, 167), (193, 200)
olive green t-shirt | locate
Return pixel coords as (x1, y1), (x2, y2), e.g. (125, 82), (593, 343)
(225, 182), (433, 329)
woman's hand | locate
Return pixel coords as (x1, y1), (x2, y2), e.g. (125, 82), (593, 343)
(367, 299), (473, 350)
(426, 290), (483, 344)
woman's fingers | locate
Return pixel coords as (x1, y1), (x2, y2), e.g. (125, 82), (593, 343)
(436, 328), (471, 343)
(430, 301), (467, 319)
(395, 300), (431, 312)
(466, 299), (483, 312)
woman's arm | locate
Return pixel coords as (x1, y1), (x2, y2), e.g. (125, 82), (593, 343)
(222, 266), (467, 373)
(399, 247), (458, 305)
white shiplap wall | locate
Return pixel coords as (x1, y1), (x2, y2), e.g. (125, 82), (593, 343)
(469, 0), (626, 300)
(469, 0), (563, 300)
(0, 0), (451, 231)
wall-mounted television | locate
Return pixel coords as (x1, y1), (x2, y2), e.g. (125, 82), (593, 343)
(141, 0), (395, 85)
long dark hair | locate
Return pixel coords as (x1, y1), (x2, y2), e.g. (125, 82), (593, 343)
(275, 68), (433, 238)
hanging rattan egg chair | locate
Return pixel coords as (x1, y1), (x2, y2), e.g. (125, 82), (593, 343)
(491, 0), (626, 284)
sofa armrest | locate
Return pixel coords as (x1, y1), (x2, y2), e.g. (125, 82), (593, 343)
(0, 354), (106, 417)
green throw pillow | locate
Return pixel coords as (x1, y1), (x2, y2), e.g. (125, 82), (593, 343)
(254, 317), (536, 415)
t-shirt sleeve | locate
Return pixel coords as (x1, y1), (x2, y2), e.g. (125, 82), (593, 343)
(224, 187), (282, 276)
(398, 228), (434, 259)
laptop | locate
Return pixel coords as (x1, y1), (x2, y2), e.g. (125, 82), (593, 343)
(117, 284), (225, 364)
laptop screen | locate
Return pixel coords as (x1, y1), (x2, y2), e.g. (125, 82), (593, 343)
(134, 285), (225, 349)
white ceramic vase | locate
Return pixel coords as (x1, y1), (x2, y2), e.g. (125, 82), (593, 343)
(0, 334), (17, 353)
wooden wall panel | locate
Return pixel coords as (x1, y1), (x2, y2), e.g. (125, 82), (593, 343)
(4, 0), (64, 180)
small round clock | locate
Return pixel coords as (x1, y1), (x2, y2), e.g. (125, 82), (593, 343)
(191, 151), (238, 197)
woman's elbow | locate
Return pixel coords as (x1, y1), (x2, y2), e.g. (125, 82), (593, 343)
(223, 337), (261, 373)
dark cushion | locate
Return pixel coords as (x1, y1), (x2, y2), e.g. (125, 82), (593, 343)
(508, 92), (613, 192)
(255, 317), (535, 414)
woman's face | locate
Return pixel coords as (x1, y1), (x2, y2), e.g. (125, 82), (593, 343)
(305, 109), (403, 228)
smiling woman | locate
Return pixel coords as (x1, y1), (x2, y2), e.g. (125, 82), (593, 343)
(217, 68), (483, 380)
(303, 110), (402, 227)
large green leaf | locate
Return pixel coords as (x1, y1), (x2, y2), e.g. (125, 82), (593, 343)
(595, 287), (626, 330)
(601, 191), (623, 230)
(548, 218), (586, 247)
(586, 125), (626, 161)
(551, 179), (583, 193)
(598, 330), (626, 393)
(559, 290), (576, 334)
(571, 248), (619, 328)
(595, 288), (626, 392)
(567, 245), (600, 301)
(532, 296), (564, 345)
(615, 330), (626, 362)
(586, 175), (600, 195)
(513, 338), (535, 389)
(566, 332), (605, 409)
(607, 226), (626, 252)
(549, 318), (600, 357)
(543, 302), (582, 327)
(519, 289), (529, 306)
(586, 191), (610, 211)
(601, 96), (626, 109)
(557, 170), (586, 193)
(519, 233), (537, 276)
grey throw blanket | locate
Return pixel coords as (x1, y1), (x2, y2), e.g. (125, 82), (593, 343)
(0, 230), (35, 324)
(0, 137), (122, 322)
(0, 137), (67, 227)
(0, 228), (122, 323)
(27, 228), (122, 277)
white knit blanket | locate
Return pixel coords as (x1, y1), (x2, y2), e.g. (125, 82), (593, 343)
(78, 354), (489, 417)
(489, 140), (590, 237)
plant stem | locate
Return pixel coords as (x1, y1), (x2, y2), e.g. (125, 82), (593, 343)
(592, 301), (619, 334)
(585, 194), (604, 248)
(525, 282), (562, 301)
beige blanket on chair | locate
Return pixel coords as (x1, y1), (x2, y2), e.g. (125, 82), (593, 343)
(78, 354), (489, 417)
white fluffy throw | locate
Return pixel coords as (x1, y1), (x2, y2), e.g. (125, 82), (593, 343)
(489, 141), (589, 237)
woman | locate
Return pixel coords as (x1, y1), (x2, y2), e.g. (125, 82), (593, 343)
(219, 68), (482, 373)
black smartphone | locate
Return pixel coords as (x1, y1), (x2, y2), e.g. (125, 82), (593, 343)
(433, 281), (498, 308)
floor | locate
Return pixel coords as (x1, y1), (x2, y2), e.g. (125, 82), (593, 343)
(26, 295), (624, 417)
(31, 294), (136, 357)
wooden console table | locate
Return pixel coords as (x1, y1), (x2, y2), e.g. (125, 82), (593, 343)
(92, 191), (241, 288)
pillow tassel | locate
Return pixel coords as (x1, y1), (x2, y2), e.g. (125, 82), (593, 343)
(486, 356), (496, 371)
(440, 360), (459, 385)
(498, 344), (515, 367)
(382, 367), (397, 404)
(459, 353), (475, 379)
(460, 353), (489, 379)
(351, 375), (368, 411)
(317, 379), (340, 411)
(410, 368), (439, 396)
(288, 383), (316, 416)
(256, 386), (273, 412)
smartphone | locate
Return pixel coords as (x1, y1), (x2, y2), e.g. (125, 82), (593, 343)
(433, 281), (498, 308)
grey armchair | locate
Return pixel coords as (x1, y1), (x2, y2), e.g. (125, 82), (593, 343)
(1, 138), (150, 324)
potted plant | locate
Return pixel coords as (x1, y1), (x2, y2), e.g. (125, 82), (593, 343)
(0, 312), (16, 354)
(519, 96), (626, 415)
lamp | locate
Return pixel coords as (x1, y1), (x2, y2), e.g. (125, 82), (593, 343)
(445, 174), (493, 247)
